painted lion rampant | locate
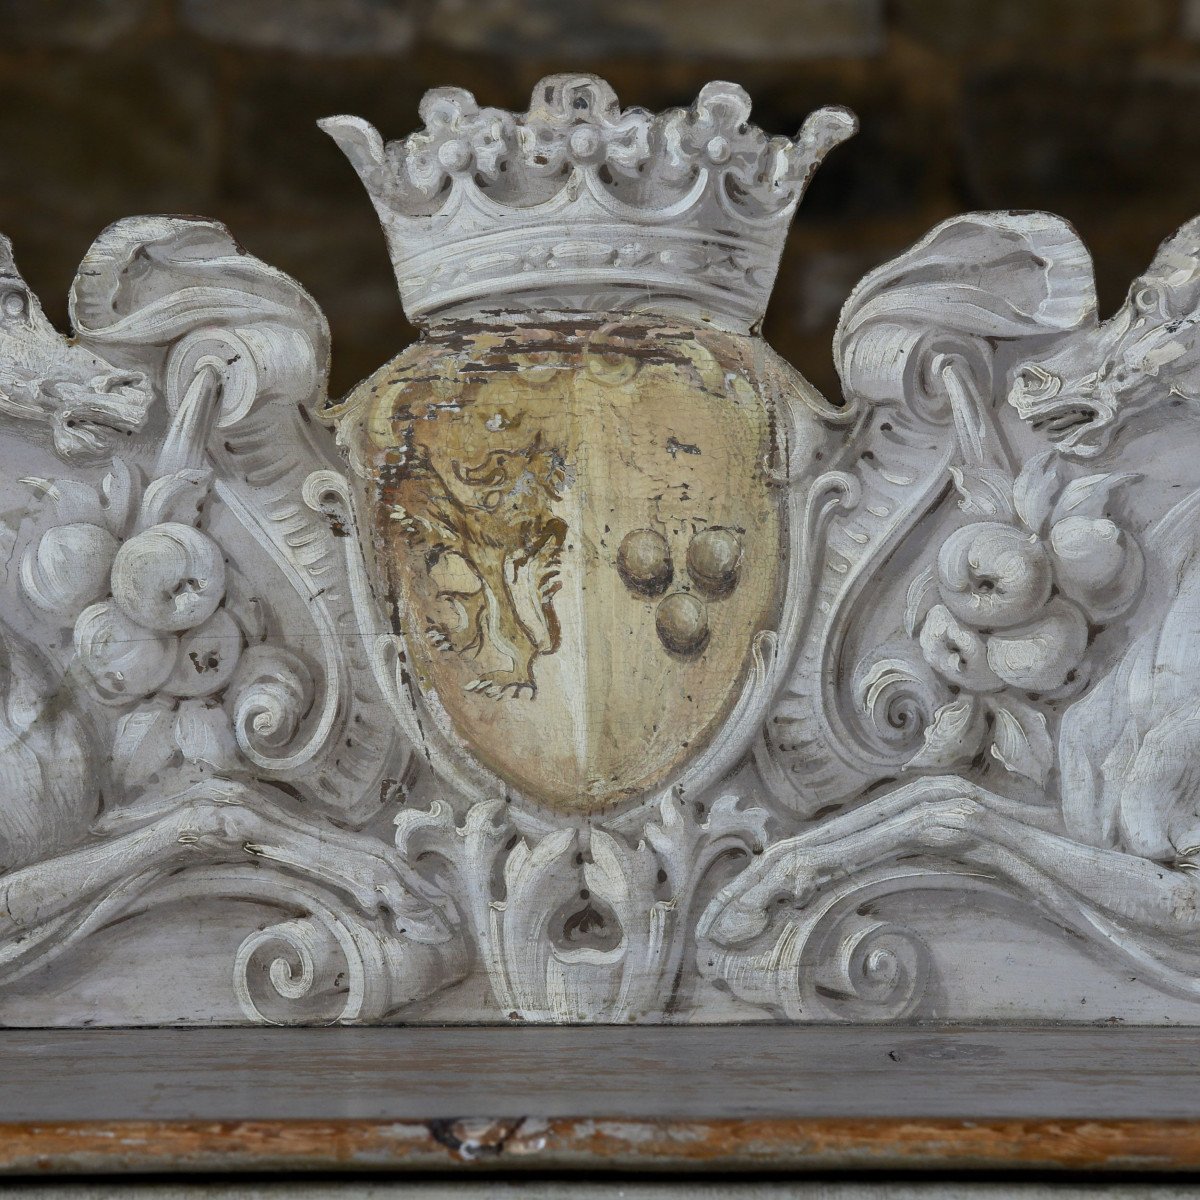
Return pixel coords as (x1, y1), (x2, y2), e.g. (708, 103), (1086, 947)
(390, 431), (568, 699)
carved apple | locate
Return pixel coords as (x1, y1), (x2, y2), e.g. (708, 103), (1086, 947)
(20, 522), (118, 620)
(74, 601), (178, 699)
(937, 522), (1053, 630)
(162, 609), (243, 699)
(985, 597), (1088, 691)
(111, 523), (226, 633)
(918, 604), (1004, 693)
(1049, 516), (1144, 621)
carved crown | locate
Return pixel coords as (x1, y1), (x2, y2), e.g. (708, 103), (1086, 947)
(320, 75), (856, 332)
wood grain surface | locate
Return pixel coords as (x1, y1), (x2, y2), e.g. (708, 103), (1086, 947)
(6, 1025), (1200, 1122)
(3, 1117), (1200, 1175)
(1, 1026), (1200, 1173)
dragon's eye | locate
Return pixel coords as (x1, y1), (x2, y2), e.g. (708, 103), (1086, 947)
(1016, 364), (1058, 397)
(1, 289), (27, 320)
(1135, 284), (1161, 312)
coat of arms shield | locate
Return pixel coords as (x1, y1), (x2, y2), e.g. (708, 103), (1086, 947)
(322, 75), (854, 813)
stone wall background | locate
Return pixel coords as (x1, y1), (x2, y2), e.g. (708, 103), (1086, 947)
(0, 0), (1197, 400)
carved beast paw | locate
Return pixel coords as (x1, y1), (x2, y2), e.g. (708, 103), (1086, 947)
(700, 843), (826, 946)
(908, 796), (985, 850)
(169, 785), (419, 920)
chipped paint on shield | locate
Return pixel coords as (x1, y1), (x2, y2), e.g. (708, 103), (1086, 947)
(330, 316), (789, 812)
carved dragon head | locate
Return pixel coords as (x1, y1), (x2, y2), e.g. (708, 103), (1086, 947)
(1008, 217), (1200, 458)
(0, 235), (153, 462)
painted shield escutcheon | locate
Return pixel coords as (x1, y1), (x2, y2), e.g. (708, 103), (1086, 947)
(331, 317), (793, 814)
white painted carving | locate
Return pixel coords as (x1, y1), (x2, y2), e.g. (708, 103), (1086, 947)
(2, 79), (1200, 1025)
(319, 75), (856, 330)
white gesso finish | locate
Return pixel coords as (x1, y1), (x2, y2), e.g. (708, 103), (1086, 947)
(2, 77), (1200, 1025)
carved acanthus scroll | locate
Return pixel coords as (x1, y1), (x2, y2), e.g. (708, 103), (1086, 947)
(703, 212), (1200, 1017)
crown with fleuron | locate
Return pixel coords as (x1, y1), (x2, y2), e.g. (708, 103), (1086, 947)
(320, 75), (856, 333)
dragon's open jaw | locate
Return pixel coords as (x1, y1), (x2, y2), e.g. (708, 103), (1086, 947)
(1027, 398), (1104, 441)
(1008, 366), (1112, 456)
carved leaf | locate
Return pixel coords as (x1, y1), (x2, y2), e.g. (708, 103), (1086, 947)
(139, 469), (214, 529)
(111, 703), (178, 791)
(173, 700), (240, 773)
(989, 697), (1054, 786)
(583, 831), (637, 917)
(949, 465), (1016, 522)
(98, 460), (137, 536)
(22, 476), (105, 526)
(393, 799), (456, 860)
(704, 792), (770, 850)
(904, 565), (938, 638)
(1013, 450), (1062, 535)
(906, 696), (985, 771)
(1051, 472), (1139, 524)
(643, 792), (769, 899)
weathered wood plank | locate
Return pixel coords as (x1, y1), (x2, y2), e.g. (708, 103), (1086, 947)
(4, 1117), (1200, 1175)
(2, 1026), (1200, 1123)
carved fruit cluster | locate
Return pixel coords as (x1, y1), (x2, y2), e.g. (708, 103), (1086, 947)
(19, 462), (312, 792)
(907, 452), (1143, 785)
(21, 467), (234, 700)
(616, 525), (743, 658)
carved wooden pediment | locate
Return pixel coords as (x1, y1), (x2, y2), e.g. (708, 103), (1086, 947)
(2, 75), (1199, 1025)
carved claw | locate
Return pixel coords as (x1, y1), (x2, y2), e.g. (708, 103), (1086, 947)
(466, 672), (537, 700)
(701, 844), (825, 946)
(702, 884), (773, 945)
(336, 850), (424, 922)
(175, 803), (262, 852)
